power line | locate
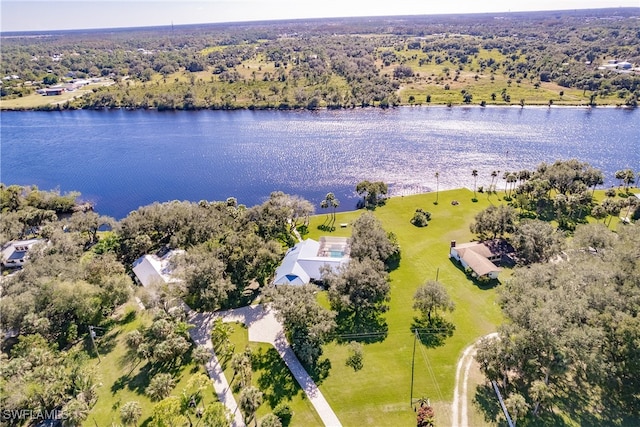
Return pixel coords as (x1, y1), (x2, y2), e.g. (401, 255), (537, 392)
(416, 330), (444, 402)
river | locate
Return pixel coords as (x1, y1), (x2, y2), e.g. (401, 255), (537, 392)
(1, 106), (638, 218)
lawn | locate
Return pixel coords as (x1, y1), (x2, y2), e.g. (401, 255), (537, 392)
(83, 305), (218, 426)
(221, 322), (323, 426)
(305, 189), (505, 426)
(0, 89), (89, 110)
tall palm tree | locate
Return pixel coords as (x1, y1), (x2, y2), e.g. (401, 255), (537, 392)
(322, 192), (340, 230)
(490, 170), (499, 194)
(472, 169), (478, 198)
(434, 172), (440, 204)
(239, 386), (263, 426)
(320, 198), (329, 227)
(506, 172), (518, 198)
(622, 169), (636, 192)
(330, 196), (339, 229)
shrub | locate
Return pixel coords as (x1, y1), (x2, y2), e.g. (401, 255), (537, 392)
(411, 209), (431, 227)
(416, 404), (435, 427)
(193, 346), (212, 365)
(345, 341), (364, 371)
(273, 402), (293, 426)
(261, 414), (282, 427)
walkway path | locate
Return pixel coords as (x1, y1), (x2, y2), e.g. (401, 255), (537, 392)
(451, 332), (499, 427)
(190, 304), (342, 427)
(188, 309), (245, 427)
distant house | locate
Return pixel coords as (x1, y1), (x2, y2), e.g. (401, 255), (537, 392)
(273, 237), (350, 285)
(600, 60), (633, 71)
(43, 87), (64, 96)
(132, 249), (183, 287)
(1, 239), (45, 268)
(449, 240), (509, 279)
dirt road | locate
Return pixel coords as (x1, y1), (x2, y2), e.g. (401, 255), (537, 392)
(451, 333), (499, 427)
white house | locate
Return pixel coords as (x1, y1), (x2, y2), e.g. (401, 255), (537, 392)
(1, 239), (45, 268)
(132, 249), (183, 287)
(273, 237), (350, 285)
(449, 240), (502, 279)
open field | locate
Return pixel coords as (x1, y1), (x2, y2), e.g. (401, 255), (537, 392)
(306, 188), (505, 426)
(0, 82), (111, 110)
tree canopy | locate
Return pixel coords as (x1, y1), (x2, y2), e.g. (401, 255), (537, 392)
(323, 257), (390, 318)
(476, 223), (640, 423)
(265, 285), (336, 368)
(349, 212), (400, 269)
(356, 181), (388, 209)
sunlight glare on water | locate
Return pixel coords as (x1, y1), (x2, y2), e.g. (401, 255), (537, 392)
(1, 107), (638, 218)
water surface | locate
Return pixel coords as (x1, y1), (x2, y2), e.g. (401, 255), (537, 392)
(1, 107), (638, 218)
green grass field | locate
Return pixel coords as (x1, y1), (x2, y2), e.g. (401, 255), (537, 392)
(306, 189), (504, 426)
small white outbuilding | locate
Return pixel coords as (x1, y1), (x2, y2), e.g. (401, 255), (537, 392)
(132, 249), (183, 287)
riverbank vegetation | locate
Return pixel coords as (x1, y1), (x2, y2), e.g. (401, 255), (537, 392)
(1, 160), (638, 426)
(1, 8), (639, 111)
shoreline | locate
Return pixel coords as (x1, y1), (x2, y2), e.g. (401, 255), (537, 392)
(1, 102), (635, 112)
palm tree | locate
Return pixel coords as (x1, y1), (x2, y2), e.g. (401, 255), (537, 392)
(211, 318), (232, 348)
(489, 170), (499, 194)
(231, 351), (252, 388)
(434, 172), (440, 205)
(591, 204), (607, 222)
(472, 169), (478, 198)
(146, 373), (176, 401)
(622, 169), (636, 192)
(416, 396), (430, 407)
(329, 195), (340, 230)
(320, 198), (329, 227)
(193, 346), (212, 366)
(322, 192), (340, 230)
(506, 172), (518, 198)
(623, 196), (638, 221)
(502, 171), (510, 196)
(239, 386), (263, 426)
(120, 401), (143, 426)
(62, 398), (90, 427)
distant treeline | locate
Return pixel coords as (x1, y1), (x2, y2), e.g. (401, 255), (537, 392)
(1, 8), (639, 109)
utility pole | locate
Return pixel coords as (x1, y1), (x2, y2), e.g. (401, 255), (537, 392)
(89, 326), (101, 363)
(410, 329), (418, 407)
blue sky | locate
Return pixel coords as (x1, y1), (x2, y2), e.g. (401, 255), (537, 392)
(2, 0), (639, 32)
